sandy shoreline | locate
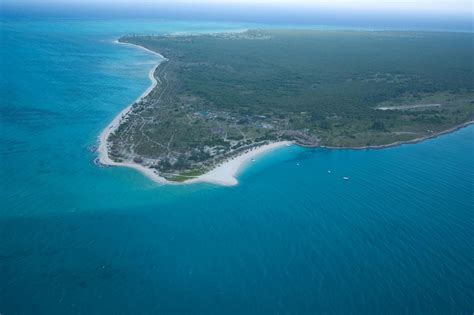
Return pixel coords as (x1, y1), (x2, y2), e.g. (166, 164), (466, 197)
(98, 39), (473, 186)
(97, 40), (291, 186)
(97, 40), (170, 184)
(188, 141), (292, 186)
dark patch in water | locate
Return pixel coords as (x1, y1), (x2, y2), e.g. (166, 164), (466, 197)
(0, 105), (61, 126)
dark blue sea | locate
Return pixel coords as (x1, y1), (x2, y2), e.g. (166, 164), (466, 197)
(0, 18), (473, 314)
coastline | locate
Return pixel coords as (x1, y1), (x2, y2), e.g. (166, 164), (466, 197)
(97, 40), (291, 186)
(98, 39), (473, 186)
(320, 120), (474, 151)
(188, 141), (292, 186)
(97, 40), (170, 184)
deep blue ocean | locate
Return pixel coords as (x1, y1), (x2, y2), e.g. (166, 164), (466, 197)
(0, 18), (473, 314)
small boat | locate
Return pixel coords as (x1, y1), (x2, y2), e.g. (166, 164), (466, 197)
(327, 170), (331, 174)
(343, 177), (349, 180)
(296, 163), (300, 166)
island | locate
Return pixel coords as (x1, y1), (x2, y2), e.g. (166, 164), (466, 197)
(98, 30), (474, 185)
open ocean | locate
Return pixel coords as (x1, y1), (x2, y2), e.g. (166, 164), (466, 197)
(0, 18), (473, 314)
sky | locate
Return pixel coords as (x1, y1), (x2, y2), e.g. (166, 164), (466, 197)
(2, 0), (472, 30)
(4, 0), (472, 14)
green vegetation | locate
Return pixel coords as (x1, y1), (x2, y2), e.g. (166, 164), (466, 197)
(109, 30), (473, 180)
(166, 169), (207, 182)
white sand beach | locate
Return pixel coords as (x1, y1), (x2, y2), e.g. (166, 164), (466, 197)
(97, 40), (291, 186)
(190, 141), (291, 186)
(97, 41), (170, 183)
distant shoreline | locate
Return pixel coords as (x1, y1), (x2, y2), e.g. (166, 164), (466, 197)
(320, 120), (474, 151)
(97, 37), (473, 186)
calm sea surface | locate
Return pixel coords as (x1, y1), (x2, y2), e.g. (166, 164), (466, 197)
(0, 18), (473, 314)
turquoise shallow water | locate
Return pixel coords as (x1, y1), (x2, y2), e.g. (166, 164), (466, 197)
(1, 18), (473, 314)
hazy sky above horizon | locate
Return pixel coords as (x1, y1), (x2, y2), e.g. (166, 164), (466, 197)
(5, 0), (472, 14)
(4, 0), (472, 29)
